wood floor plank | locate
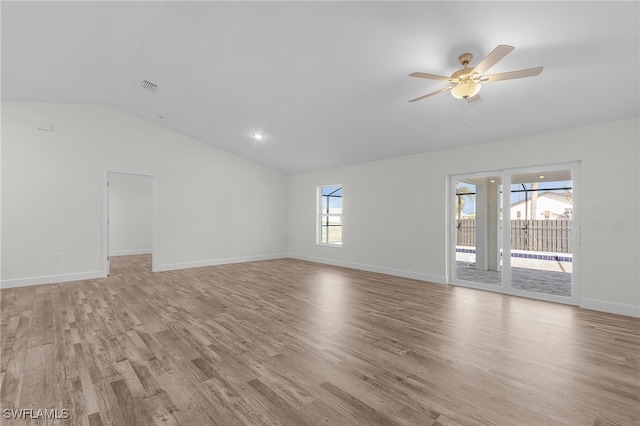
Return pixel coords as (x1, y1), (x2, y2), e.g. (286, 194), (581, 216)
(93, 378), (126, 426)
(319, 380), (403, 426)
(73, 342), (100, 415)
(142, 389), (179, 426)
(110, 378), (147, 426)
(88, 411), (105, 426)
(0, 254), (638, 425)
(248, 377), (309, 425)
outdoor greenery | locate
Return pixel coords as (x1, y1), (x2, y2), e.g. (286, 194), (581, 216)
(456, 185), (473, 220)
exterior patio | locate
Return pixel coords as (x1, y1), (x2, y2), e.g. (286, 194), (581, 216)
(455, 261), (572, 297)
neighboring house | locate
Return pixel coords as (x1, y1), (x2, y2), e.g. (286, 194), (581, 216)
(510, 191), (572, 220)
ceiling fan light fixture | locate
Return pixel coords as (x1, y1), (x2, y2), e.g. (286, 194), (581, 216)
(451, 80), (481, 99)
(409, 45), (542, 103)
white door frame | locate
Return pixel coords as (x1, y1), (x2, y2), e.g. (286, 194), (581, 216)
(102, 169), (158, 276)
(448, 161), (581, 306)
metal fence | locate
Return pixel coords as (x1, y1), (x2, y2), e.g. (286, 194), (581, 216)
(457, 219), (572, 253)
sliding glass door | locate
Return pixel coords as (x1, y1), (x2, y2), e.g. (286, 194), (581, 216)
(449, 163), (579, 305)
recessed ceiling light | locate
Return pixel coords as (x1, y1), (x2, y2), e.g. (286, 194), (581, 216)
(539, 175), (545, 179)
(253, 133), (263, 140)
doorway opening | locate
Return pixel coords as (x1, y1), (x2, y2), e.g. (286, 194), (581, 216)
(449, 163), (579, 305)
(103, 171), (157, 277)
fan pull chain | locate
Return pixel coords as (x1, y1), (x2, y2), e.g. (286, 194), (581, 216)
(464, 98), (470, 125)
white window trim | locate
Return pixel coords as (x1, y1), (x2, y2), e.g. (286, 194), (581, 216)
(317, 184), (343, 247)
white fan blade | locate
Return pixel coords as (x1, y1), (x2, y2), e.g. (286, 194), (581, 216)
(408, 86), (453, 102)
(472, 45), (515, 76)
(410, 72), (453, 82)
(481, 66), (543, 83)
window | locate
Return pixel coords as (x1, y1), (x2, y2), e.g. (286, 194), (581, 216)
(318, 185), (342, 246)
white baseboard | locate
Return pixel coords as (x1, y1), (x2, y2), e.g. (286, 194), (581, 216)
(1, 271), (104, 289)
(3, 258), (637, 319)
(154, 253), (289, 272)
(110, 249), (152, 256)
(288, 253), (446, 285)
(580, 298), (640, 317)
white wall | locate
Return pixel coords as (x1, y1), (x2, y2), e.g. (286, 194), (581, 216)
(108, 173), (152, 256)
(288, 118), (640, 317)
(2, 102), (638, 317)
(1, 102), (289, 286)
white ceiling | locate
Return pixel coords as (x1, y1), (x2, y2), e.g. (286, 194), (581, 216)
(2, 1), (638, 174)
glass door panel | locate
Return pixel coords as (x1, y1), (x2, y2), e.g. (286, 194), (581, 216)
(508, 170), (573, 297)
(454, 175), (503, 286)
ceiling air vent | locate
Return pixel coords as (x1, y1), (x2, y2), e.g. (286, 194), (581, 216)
(140, 80), (158, 92)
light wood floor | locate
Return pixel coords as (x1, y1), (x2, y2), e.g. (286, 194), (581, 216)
(1, 255), (639, 425)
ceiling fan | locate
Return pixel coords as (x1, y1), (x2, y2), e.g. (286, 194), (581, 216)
(409, 45), (543, 102)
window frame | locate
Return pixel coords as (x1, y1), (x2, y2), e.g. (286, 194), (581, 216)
(317, 184), (343, 247)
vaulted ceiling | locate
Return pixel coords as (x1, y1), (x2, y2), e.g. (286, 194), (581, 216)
(2, 1), (638, 174)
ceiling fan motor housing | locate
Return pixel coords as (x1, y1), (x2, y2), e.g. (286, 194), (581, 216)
(450, 63), (481, 99)
(451, 67), (475, 81)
